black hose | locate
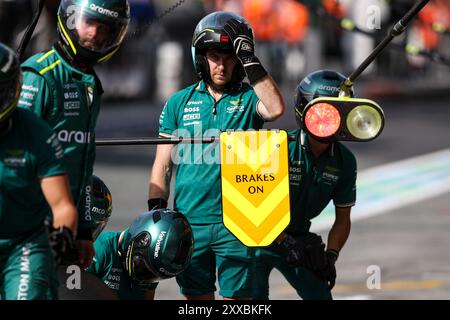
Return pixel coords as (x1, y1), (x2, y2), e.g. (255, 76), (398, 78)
(17, 0), (46, 61)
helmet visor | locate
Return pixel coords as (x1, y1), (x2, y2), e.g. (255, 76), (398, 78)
(129, 232), (159, 282)
(192, 12), (247, 51)
(132, 254), (158, 282)
(59, 1), (129, 53)
(295, 92), (317, 116)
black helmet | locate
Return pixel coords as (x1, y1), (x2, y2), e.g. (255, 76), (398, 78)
(90, 175), (113, 240)
(294, 70), (354, 127)
(57, 0), (130, 66)
(123, 209), (194, 287)
(191, 11), (247, 86)
(0, 42), (21, 124)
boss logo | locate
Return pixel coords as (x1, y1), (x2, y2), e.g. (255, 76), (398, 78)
(64, 91), (79, 99)
(184, 107), (200, 113)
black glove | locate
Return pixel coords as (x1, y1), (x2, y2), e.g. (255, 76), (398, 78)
(282, 232), (338, 290)
(311, 249), (339, 290)
(223, 18), (268, 85)
(45, 220), (78, 266)
(284, 234), (325, 270)
(304, 234), (327, 271)
(279, 235), (306, 265)
(316, 249), (338, 290)
(147, 198), (168, 211)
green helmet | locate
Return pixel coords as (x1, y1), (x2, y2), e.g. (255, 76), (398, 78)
(191, 11), (247, 85)
(90, 175), (113, 240)
(0, 42), (21, 124)
(123, 209), (194, 287)
(294, 70), (354, 128)
(57, 0), (130, 66)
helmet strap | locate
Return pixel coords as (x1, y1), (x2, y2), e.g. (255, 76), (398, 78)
(55, 41), (94, 72)
(55, 42), (84, 70)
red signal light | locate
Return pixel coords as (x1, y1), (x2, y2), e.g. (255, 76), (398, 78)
(304, 103), (341, 138)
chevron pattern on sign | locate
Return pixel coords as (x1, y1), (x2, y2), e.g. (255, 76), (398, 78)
(221, 175), (289, 222)
(220, 130), (291, 247)
(223, 194), (290, 246)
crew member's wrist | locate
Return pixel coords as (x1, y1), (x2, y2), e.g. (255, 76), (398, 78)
(243, 57), (268, 85)
(326, 249), (339, 264)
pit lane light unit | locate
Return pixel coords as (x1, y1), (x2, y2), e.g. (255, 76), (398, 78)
(301, 97), (385, 142)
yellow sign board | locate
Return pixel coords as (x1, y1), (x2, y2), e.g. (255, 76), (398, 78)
(220, 130), (290, 247)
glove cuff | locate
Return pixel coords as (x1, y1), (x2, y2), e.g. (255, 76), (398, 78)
(326, 249), (339, 263)
(148, 198), (168, 211)
(243, 57), (268, 85)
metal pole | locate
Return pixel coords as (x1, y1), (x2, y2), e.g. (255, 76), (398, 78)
(340, 0), (431, 96)
(96, 137), (217, 146)
(337, 18), (450, 67)
(96, 135), (298, 146)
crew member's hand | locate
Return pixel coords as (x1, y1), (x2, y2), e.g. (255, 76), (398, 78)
(46, 220), (77, 266)
(223, 19), (255, 65)
(223, 18), (267, 84)
(316, 250), (338, 290)
(279, 234), (305, 265)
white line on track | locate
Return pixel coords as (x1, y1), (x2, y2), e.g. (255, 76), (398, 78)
(311, 148), (450, 232)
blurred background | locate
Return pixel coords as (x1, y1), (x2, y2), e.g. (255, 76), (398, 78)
(2, 0), (450, 299)
(2, 0), (449, 102)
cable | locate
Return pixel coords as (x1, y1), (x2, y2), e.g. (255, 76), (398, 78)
(17, 0), (46, 61)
